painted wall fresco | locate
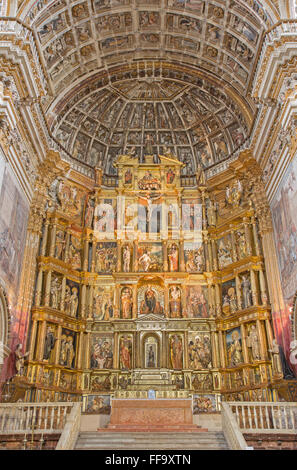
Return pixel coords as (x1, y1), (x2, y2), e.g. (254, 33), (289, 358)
(0, 154), (29, 346)
(271, 153), (297, 374)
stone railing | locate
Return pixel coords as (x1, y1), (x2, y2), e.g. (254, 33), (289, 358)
(56, 402), (81, 450)
(229, 402), (297, 434)
(0, 402), (73, 435)
(221, 402), (250, 450)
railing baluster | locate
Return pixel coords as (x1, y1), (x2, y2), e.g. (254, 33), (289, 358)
(57, 406), (61, 429)
(44, 406), (49, 430)
(259, 404), (264, 429)
(271, 405), (277, 429)
(247, 405), (252, 430)
(50, 407), (55, 431)
(265, 405), (270, 429)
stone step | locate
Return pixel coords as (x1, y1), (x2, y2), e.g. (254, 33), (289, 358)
(75, 431), (229, 450)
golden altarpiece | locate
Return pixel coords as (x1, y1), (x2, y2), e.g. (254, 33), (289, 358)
(24, 150), (283, 410)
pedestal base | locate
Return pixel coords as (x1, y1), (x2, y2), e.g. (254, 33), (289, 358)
(98, 399), (207, 433)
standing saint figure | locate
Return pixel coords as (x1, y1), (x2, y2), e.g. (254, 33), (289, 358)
(144, 134), (153, 155)
(246, 324), (261, 361)
(241, 274), (252, 309)
(123, 245), (131, 273)
(170, 335), (183, 369)
(121, 287), (133, 319)
(70, 287), (79, 317)
(169, 286), (181, 318)
(43, 327), (56, 361)
(120, 336), (132, 370)
(168, 244), (179, 272)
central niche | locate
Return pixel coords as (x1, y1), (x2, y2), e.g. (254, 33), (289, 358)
(143, 334), (160, 369)
(138, 281), (164, 316)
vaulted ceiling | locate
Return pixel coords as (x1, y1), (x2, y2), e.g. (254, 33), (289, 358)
(17, 0), (278, 175)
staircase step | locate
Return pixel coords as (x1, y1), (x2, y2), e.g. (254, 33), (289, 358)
(75, 431), (229, 450)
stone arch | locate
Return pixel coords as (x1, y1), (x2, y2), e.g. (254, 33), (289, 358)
(141, 332), (161, 369)
(0, 283), (11, 364)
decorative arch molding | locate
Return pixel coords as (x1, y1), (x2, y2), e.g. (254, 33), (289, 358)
(292, 290), (297, 342)
(0, 283), (11, 361)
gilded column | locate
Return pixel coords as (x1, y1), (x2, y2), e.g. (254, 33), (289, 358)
(256, 320), (267, 360)
(38, 321), (47, 361)
(240, 324), (249, 363)
(179, 238), (185, 271)
(250, 270), (258, 306)
(54, 325), (62, 365)
(28, 320), (38, 361)
(44, 270), (52, 307)
(64, 228), (71, 263)
(230, 227), (237, 262)
(181, 284), (187, 318)
(211, 239), (218, 271)
(77, 332), (84, 369)
(214, 283), (221, 317)
(243, 217), (252, 256)
(40, 220), (49, 256)
(210, 331), (218, 368)
(83, 238), (89, 271)
(49, 222), (57, 258)
(35, 269), (43, 307)
(81, 284), (87, 319)
(133, 240), (138, 272)
(132, 285), (137, 318)
(251, 216), (260, 256)
(164, 283), (169, 317)
(163, 241), (168, 272)
(114, 332), (119, 369)
(218, 331), (226, 368)
(117, 241), (122, 272)
(235, 275), (242, 310)
(259, 269), (268, 305)
(60, 276), (66, 312)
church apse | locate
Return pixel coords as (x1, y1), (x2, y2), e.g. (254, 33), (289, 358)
(23, 151), (283, 404)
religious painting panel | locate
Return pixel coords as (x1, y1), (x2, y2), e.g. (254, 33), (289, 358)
(92, 285), (114, 320)
(95, 242), (117, 273)
(192, 373), (213, 392)
(226, 327), (243, 367)
(193, 394), (217, 413)
(271, 155), (297, 302)
(137, 243), (163, 272)
(68, 234), (82, 270)
(181, 198), (202, 239)
(217, 234), (233, 268)
(169, 285), (182, 318)
(83, 394), (111, 414)
(167, 0), (204, 15)
(169, 333), (184, 369)
(119, 334), (133, 370)
(138, 285), (164, 315)
(120, 286), (133, 319)
(188, 332), (212, 370)
(0, 163), (29, 315)
(91, 334), (114, 369)
(185, 285), (209, 318)
(64, 279), (80, 318)
(222, 278), (237, 315)
(184, 242), (204, 272)
(59, 329), (77, 369)
(91, 374), (112, 392)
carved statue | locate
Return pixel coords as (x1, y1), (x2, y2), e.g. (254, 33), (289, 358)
(123, 245), (131, 272)
(246, 324), (261, 361)
(207, 200), (217, 226)
(241, 274), (252, 309)
(64, 285), (72, 315)
(226, 180), (243, 208)
(55, 230), (65, 259)
(168, 243), (179, 272)
(121, 287), (133, 319)
(229, 330), (243, 366)
(15, 344), (29, 376)
(70, 287), (79, 317)
(51, 277), (61, 309)
(43, 327), (56, 361)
